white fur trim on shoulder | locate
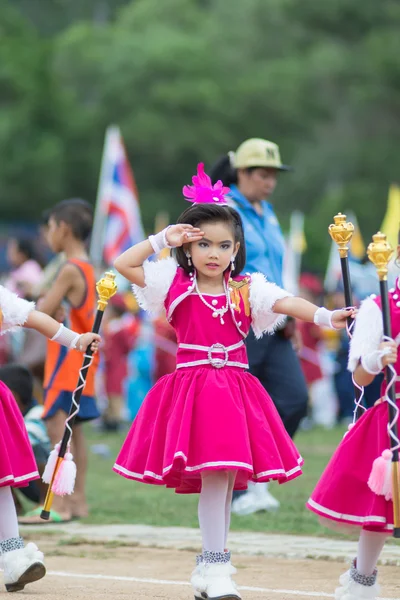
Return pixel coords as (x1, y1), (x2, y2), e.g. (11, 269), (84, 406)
(249, 272), (292, 338)
(348, 296), (383, 372)
(0, 285), (35, 334)
(132, 257), (178, 316)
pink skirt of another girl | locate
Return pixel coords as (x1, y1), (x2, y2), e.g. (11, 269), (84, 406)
(307, 400), (399, 533)
(0, 381), (39, 488)
(113, 366), (303, 493)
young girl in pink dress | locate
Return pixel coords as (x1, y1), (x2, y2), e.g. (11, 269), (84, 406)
(0, 285), (100, 592)
(307, 280), (400, 600)
(113, 163), (354, 600)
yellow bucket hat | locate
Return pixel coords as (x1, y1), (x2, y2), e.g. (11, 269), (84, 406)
(232, 138), (291, 171)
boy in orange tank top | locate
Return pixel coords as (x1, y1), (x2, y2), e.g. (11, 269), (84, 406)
(34, 199), (99, 523)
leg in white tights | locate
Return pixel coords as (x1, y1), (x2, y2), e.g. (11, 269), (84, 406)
(198, 471), (229, 553)
(0, 487), (19, 541)
(357, 529), (388, 576)
(224, 471), (236, 549)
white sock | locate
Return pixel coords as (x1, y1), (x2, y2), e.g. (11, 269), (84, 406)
(0, 487), (19, 541)
(198, 471), (229, 552)
(357, 529), (388, 576)
(224, 471), (237, 548)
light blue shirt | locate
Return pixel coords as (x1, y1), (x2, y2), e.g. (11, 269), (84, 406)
(229, 185), (285, 287)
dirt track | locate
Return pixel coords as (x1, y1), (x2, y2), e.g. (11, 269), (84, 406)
(4, 541), (399, 600)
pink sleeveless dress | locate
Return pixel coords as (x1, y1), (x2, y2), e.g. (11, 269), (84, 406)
(0, 382), (39, 488)
(307, 291), (400, 533)
(0, 285), (39, 488)
(114, 263), (303, 493)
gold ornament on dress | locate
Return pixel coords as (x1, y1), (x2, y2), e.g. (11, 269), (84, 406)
(229, 277), (251, 316)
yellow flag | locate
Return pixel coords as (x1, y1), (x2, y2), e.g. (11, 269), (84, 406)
(380, 184), (400, 250)
(347, 212), (365, 259)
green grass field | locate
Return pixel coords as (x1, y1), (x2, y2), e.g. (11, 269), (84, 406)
(84, 424), (349, 537)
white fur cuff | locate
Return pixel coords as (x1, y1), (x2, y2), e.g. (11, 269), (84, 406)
(0, 285), (35, 334)
(249, 272), (292, 338)
(348, 297), (383, 372)
(132, 257), (178, 315)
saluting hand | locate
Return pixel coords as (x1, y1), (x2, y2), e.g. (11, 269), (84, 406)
(165, 224), (204, 247)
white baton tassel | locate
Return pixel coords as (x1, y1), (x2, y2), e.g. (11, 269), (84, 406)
(52, 449), (77, 496)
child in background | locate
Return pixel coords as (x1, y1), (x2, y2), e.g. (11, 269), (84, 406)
(0, 284), (99, 591)
(102, 294), (138, 430)
(36, 199), (100, 523)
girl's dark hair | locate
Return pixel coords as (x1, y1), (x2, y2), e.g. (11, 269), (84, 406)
(174, 204), (246, 277)
(209, 155), (237, 186)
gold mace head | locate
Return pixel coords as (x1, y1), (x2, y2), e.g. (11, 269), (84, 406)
(367, 232), (393, 281)
(96, 271), (118, 311)
(328, 213), (355, 258)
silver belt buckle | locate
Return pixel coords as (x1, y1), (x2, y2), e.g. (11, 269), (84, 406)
(208, 343), (228, 368)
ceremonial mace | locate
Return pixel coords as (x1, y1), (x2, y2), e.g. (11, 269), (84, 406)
(367, 232), (400, 538)
(328, 213), (363, 419)
(41, 271), (117, 520)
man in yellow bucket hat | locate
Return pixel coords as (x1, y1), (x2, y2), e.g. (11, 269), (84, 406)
(210, 138), (308, 516)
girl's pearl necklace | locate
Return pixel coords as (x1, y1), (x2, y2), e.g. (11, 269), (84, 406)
(195, 278), (229, 325)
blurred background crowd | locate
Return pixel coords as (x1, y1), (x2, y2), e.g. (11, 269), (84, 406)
(0, 0), (399, 521)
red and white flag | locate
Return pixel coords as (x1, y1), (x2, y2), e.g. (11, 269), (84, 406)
(90, 126), (144, 267)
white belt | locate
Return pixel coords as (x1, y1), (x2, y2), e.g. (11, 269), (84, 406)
(177, 340), (248, 370)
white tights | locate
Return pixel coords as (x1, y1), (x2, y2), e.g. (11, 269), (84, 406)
(357, 529), (388, 576)
(198, 470), (236, 552)
(0, 487), (19, 541)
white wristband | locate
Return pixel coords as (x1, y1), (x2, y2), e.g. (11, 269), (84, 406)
(313, 307), (334, 329)
(148, 226), (173, 255)
(361, 349), (389, 375)
(51, 324), (81, 350)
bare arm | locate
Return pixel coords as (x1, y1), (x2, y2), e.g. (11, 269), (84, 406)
(273, 297), (318, 322)
(114, 225), (204, 287)
(25, 310), (101, 351)
(353, 364), (375, 387)
(273, 296), (355, 329)
(114, 240), (154, 287)
(25, 310), (66, 338)
(37, 264), (76, 316)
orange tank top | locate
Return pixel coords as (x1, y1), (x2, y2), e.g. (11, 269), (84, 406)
(44, 259), (99, 394)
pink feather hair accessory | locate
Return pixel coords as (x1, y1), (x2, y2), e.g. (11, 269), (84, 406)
(182, 163), (230, 205)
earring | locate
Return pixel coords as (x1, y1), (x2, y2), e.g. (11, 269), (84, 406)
(186, 252), (192, 267)
(230, 256), (235, 271)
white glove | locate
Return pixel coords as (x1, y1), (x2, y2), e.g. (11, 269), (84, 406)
(313, 307), (334, 329)
(148, 227), (173, 255)
(51, 324), (81, 350)
(361, 348), (390, 375)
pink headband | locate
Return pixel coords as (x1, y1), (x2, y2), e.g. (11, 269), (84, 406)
(182, 163), (230, 205)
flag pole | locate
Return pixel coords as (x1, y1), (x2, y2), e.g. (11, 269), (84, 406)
(90, 126), (119, 270)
